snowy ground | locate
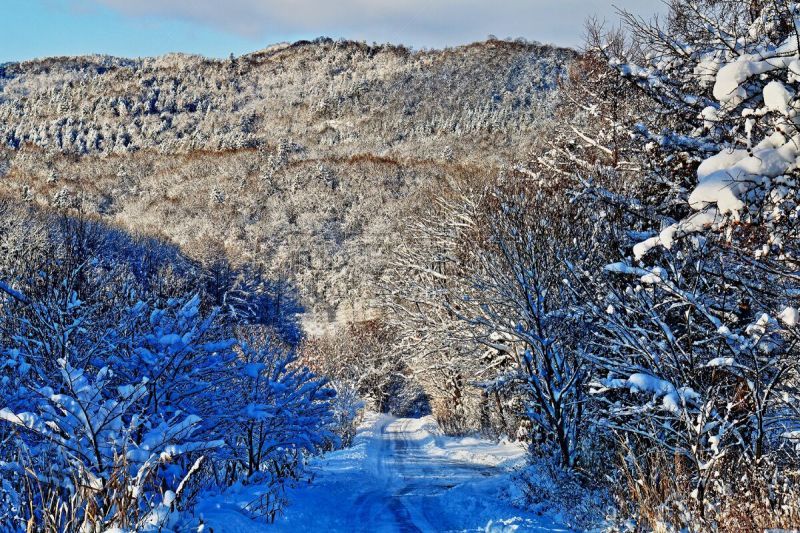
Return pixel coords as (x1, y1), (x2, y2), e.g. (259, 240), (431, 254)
(195, 414), (573, 532)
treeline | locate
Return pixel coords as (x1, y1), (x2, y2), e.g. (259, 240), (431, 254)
(0, 38), (570, 157)
(0, 204), (356, 530)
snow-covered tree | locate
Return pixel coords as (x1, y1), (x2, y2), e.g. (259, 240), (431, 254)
(576, 0), (800, 526)
(301, 319), (417, 416)
(381, 182), (491, 433)
(457, 183), (605, 466)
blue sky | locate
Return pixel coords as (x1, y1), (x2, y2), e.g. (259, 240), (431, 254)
(1, 0), (664, 63)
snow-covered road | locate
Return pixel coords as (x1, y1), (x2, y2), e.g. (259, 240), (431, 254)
(197, 414), (573, 532)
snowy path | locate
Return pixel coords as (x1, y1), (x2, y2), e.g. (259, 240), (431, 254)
(268, 414), (571, 532)
(196, 414), (572, 531)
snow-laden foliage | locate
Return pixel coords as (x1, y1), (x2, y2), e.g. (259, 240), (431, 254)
(0, 205), (343, 531)
(611, 2), (800, 263)
(231, 338), (337, 475)
(381, 180), (503, 435)
(381, 170), (616, 462)
(445, 184), (601, 466)
(564, 0), (800, 527)
(0, 40), (568, 156)
(299, 319), (424, 418)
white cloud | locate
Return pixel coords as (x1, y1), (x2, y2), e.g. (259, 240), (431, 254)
(77, 0), (664, 47)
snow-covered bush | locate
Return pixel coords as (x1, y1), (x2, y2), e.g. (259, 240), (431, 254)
(325, 380), (363, 448)
(0, 208), (341, 530)
(513, 456), (613, 531)
(225, 335), (337, 482)
(591, 247), (800, 522)
(0, 286), (230, 530)
(0, 361), (220, 531)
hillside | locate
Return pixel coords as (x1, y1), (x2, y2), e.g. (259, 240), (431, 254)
(0, 38), (573, 329)
(3, 3), (800, 531)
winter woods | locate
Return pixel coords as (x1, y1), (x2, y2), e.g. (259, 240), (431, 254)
(2, 2), (800, 529)
(378, 0), (800, 529)
(0, 206), (343, 530)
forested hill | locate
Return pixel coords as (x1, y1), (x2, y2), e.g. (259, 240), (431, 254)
(0, 38), (573, 329)
(0, 39), (572, 157)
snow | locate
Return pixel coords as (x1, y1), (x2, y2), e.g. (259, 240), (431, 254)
(243, 362), (266, 378)
(604, 262), (647, 276)
(713, 51), (796, 104)
(689, 175), (746, 216)
(626, 373), (674, 395)
(599, 373), (700, 414)
(630, 27), (800, 262)
(632, 210), (719, 259)
(763, 81), (794, 115)
(191, 414), (573, 532)
(640, 267), (666, 284)
(783, 431), (800, 451)
(746, 313), (772, 336)
(700, 105), (720, 128)
(690, 134), (796, 216)
(634, 128), (799, 259)
(791, 59), (800, 82)
(705, 357), (735, 368)
(158, 333), (183, 346)
(779, 306), (799, 327)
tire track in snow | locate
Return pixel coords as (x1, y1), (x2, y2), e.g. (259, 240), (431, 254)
(350, 417), (422, 532)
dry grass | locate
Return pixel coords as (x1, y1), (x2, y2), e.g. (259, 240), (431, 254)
(613, 442), (800, 532)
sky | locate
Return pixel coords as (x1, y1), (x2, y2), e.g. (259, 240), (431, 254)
(1, 0), (665, 63)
